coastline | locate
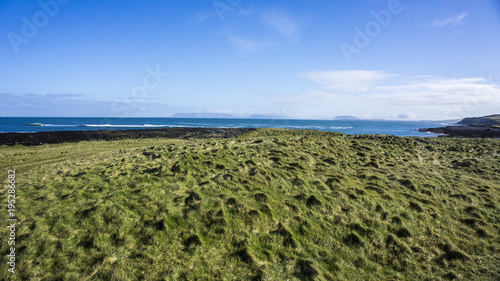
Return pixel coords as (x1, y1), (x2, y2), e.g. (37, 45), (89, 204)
(418, 125), (500, 138)
(0, 117), (451, 138)
(3, 123), (499, 147)
(0, 127), (255, 146)
(418, 114), (500, 138)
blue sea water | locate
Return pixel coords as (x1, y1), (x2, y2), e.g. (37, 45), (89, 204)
(0, 117), (455, 137)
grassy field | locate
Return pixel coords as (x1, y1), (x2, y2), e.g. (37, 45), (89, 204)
(0, 128), (499, 280)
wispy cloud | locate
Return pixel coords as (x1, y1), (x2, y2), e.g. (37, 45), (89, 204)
(432, 12), (468, 27)
(222, 7), (299, 52)
(301, 70), (395, 92)
(261, 8), (298, 38)
(227, 36), (272, 52)
(0, 93), (177, 117)
(192, 11), (215, 24)
(191, 5), (254, 25)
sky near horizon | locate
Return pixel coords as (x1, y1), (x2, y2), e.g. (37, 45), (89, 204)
(1, 0), (499, 120)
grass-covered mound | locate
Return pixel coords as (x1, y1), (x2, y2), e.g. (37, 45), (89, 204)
(1, 128), (499, 280)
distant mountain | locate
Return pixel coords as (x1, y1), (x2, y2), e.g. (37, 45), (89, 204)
(170, 113), (238, 118)
(333, 115), (359, 120)
(248, 114), (285, 119)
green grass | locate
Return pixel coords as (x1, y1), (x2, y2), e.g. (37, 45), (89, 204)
(1, 128), (499, 280)
(484, 114), (500, 124)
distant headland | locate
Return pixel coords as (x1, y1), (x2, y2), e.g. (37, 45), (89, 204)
(333, 115), (359, 120)
(419, 114), (500, 138)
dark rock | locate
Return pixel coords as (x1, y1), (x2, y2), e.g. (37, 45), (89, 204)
(419, 124), (500, 138)
(0, 128), (256, 146)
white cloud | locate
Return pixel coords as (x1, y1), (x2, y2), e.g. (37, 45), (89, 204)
(300, 70), (395, 92)
(432, 12), (468, 27)
(290, 71), (500, 119)
(223, 8), (298, 53)
(375, 77), (489, 94)
(261, 9), (298, 38)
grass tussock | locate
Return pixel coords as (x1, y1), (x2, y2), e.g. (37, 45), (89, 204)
(1, 128), (499, 280)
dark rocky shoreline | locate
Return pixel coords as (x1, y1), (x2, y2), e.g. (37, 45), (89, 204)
(418, 114), (500, 138)
(0, 127), (256, 146)
(418, 125), (500, 138)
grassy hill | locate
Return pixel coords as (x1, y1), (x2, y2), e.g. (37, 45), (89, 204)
(1, 128), (499, 280)
(485, 114), (500, 123)
(457, 114), (500, 127)
(486, 115), (500, 128)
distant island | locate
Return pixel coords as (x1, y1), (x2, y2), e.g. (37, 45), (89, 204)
(170, 113), (238, 118)
(419, 114), (500, 137)
(333, 115), (359, 120)
(247, 114), (286, 119)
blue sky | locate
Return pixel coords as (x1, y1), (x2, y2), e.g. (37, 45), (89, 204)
(1, 0), (499, 119)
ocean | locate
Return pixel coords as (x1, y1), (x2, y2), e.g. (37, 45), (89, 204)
(0, 117), (454, 137)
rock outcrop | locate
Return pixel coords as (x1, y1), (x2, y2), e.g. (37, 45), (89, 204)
(0, 127), (255, 146)
(419, 115), (500, 138)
